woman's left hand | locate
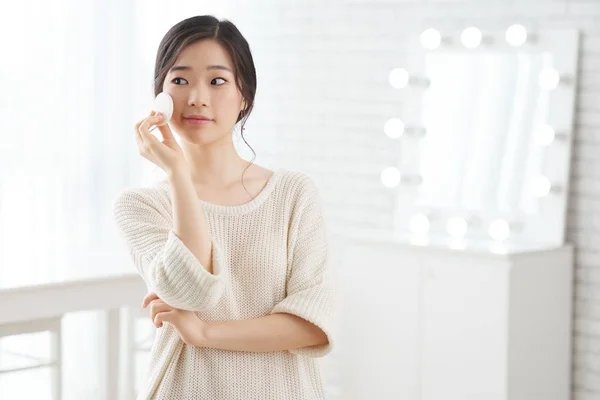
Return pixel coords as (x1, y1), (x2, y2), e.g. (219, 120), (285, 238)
(142, 292), (209, 346)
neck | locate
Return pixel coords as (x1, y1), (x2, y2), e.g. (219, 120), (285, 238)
(182, 140), (250, 188)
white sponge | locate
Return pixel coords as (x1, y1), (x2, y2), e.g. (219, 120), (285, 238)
(153, 92), (174, 125)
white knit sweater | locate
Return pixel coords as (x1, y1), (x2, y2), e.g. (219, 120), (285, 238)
(112, 168), (339, 400)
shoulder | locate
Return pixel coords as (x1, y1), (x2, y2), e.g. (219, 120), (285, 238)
(277, 169), (323, 211)
(279, 169), (320, 196)
(112, 181), (172, 218)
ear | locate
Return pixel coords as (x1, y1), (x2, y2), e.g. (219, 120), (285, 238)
(238, 100), (247, 120)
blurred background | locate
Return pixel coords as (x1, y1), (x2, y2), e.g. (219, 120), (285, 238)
(0, 0), (598, 399)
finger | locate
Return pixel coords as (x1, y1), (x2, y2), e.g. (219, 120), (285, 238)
(134, 127), (143, 148)
(149, 298), (166, 312)
(142, 292), (159, 308)
(154, 310), (174, 328)
(136, 111), (154, 130)
(135, 112), (155, 146)
(150, 301), (169, 324)
(148, 301), (166, 322)
(134, 118), (147, 146)
(138, 117), (154, 137)
(154, 113), (176, 142)
(138, 122), (161, 147)
(140, 128), (161, 150)
(138, 112), (163, 135)
(135, 110), (152, 127)
(139, 115), (166, 143)
(150, 302), (170, 325)
(141, 292), (156, 308)
(138, 121), (171, 162)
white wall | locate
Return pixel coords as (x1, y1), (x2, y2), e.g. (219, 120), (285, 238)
(228, 1), (600, 398)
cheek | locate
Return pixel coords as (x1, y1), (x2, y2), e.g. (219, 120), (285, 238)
(217, 89), (244, 113)
(164, 89), (184, 118)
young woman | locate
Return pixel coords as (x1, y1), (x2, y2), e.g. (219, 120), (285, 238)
(113, 15), (338, 399)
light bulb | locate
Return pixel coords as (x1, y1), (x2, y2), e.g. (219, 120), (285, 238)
(381, 167), (402, 188)
(384, 118), (405, 138)
(533, 176), (552, 197)
(506, 24), (527, 47)
(421, 28), (442, 50)
(461, 26), (482, 49)
(489, 219), (510, 241)
(539, 68), (560, 90)
(535, 125), (556, 146)
(410, 214), (430, 235)
(447, 217), (468, 237)
(389, 68), (410, 89)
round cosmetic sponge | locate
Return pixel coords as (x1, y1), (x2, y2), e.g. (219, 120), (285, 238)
(153, 92), (173, 125)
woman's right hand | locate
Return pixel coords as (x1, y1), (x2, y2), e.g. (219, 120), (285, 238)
(135, 110), (189, 176)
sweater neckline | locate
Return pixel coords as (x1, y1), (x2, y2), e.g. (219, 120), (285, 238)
(159, 167), (286, 216)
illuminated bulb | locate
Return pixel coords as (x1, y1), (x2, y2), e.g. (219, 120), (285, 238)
(461, 26), (482, 49)
(535, 125), (556, 146)
(447, 217), (468, 237)
(381, 167), (402, 188)
(384, 118), (405, 138)
(389, 68), (410, 89)
(538, 68), (560, 90)
(533, 176), (552, 197)
(410, 214), (430, 235)
(506, 24), (527, 47)
(421, 28), (442, 50)
(489, 219), (510, 241)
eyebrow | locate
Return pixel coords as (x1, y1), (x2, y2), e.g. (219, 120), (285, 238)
(168, 65), (232, 73)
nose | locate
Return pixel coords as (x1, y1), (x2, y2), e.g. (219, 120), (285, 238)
(187, 81), (210, 108)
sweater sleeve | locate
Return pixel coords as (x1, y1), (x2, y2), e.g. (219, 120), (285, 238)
(271, 177), (339, 358)
(112, 187), (225, 311)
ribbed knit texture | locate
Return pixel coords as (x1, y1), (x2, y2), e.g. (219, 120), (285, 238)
(112, 168), (339, 400)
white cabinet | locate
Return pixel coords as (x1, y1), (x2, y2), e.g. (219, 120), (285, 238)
(333, 237), (573, 400)
(335, 245), (421, 400)
(420, 253), (509, 400)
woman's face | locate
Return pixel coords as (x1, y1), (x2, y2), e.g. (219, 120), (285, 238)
(161, 39), (245, 145)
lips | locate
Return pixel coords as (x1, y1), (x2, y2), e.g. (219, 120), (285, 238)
(183, 115), (213, 126)
(184, 115), (211, 121)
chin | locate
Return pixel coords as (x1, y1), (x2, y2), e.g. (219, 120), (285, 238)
(177, 126), (227, 146)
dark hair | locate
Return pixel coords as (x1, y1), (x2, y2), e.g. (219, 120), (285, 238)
(154, 15), (257, 191)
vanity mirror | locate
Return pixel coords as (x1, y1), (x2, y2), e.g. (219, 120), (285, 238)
(384, 26), (580, 247)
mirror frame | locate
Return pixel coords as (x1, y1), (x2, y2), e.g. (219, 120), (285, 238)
(390, 28), (580, 247)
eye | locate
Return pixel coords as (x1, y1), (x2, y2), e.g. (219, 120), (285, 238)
(171, 77), (188, 85)
(211, 77), (226, 86)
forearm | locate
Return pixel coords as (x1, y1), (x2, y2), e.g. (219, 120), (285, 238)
(168, 169), (214, 273)
(200, 313), (328, 352)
